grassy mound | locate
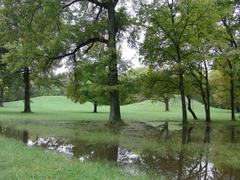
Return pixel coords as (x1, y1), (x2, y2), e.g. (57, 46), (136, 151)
(0, 96), (233, 122)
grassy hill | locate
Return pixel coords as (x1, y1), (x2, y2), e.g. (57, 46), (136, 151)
(0, 96), (233, 123)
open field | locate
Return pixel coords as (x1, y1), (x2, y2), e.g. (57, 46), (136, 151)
(0, 96), (235, 122)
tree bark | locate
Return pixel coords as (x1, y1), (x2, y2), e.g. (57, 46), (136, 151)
(93, 102), (98, 113)
(163, 96), (169, 111)
(204, 62), (211, 122)
(107, 0), (122, 123)
(179, 73), (188, 124)
(199, 84), (210, 122)
(230, 75), (236, 121)
(0, 84), (4, 107)
(186, 95), (198, 120)
(23, 67), (31, 113)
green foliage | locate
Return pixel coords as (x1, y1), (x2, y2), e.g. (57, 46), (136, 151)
(140, 69), (177, 103)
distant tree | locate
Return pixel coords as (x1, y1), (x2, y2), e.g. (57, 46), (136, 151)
(67, 61), (109, 113)
(140, 70), (177, 112)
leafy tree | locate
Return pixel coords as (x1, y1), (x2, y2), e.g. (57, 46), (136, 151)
(140, 69), (177, 112)
(67, 54), (109, 113)
(140, 0), (215, 123)
(37, 0), (135, 124)
(214, 0), (240, 121)
(0, 1), (61, 112)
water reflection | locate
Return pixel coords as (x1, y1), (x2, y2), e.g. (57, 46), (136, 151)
(204, 123), (211, 143)
(0, 123), (239, 179)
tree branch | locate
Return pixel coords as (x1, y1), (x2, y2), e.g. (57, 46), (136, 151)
(51, 37), (108, 60)
(63, 0), (108, 9)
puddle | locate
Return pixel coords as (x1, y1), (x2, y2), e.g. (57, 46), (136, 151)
(0, 123), (240, 179)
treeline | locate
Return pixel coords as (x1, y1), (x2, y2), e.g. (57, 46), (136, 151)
(0, 0), (239, 124)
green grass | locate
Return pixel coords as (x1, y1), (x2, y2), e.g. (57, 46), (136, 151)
(0, 96), (234, 123)
(0, 136), (151, 180)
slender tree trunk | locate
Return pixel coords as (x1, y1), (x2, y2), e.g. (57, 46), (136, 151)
(204, 62), (211, 122)
(23, 67), (31, 113)
(163, 96), (169, 111)
(200, 84), (210, 122)
(107, 0), (121, 123)
(0, 84), (4, 107)
(93, 102), (98, 113)
(230, 75), (236, 121)
(186, 95), (198, 120)
(236, 104), (240, 112)
(179, 73), (188, 124)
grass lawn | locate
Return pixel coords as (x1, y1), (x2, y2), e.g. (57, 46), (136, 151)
(0, 96), (235, 122)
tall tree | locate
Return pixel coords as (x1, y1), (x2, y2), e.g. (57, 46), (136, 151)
(214, 0), (240, 121)
(140, 0), (214, 124)
(0, 1), (61, 113)
(45, 0), (132, 124)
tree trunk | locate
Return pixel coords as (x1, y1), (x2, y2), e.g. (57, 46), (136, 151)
(236, 106), (240, 112)
(0, 84), (4, 107)
(163, 96), (169, 111)
(107, 0), (122, 124)
(93, 102), (98, 113)
(230, 75), (236, 121)
(200, 85), (210, 123)
(186, 95), (198, 120)
(204, 61), (211, 122)
(23, 67), (31, 113)
(179, 73), (188, 124)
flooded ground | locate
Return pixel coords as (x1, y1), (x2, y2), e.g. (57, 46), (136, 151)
(0, 122), (240, 179)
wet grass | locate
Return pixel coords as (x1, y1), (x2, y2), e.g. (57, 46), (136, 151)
(0, 136), (152, 180)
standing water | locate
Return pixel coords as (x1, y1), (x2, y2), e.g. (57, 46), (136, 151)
(0, 122), (240, 179)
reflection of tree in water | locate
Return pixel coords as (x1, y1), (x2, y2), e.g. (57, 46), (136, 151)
(72, 142), (118, 162)
(0, 126), (29, 143)
(204, 123), (211, 143)
(230, 125), (236, 143)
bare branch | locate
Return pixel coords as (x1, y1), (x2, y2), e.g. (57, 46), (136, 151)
(52, 37), (108, 60)
(63, 0), (108, 9)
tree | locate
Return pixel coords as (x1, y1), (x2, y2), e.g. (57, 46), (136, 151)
(140, 0), (214, 124)
(0, 1), (61, 113)
(43, 0), (135, 124)
(214, 0), (240, 121)
(140, 69), (177, 112)
(67, 54), (109, 113)
(185, 75), (199, 120)
(0, 47), (8, 107)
